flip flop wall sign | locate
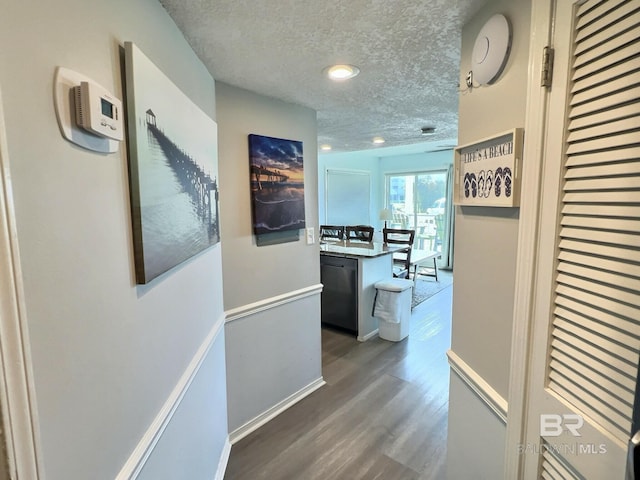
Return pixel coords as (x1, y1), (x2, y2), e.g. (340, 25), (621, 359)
(454, 128), (524, 207)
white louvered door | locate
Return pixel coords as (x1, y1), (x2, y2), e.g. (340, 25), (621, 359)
(524, 1), (640, 478)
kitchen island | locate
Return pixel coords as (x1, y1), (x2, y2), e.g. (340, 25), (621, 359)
(320, 240), (403, 341)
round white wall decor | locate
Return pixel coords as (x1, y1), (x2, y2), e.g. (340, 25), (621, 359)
(471, 14), (512, 85)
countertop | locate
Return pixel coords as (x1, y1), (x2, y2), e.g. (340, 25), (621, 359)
(319, 240), (405, 258)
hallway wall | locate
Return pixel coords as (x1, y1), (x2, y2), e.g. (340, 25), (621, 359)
(0, 1), (228, 478)
(216, 82), (323, 438)
(447, 0), (532, 477)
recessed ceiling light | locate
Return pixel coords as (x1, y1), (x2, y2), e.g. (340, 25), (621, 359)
(324, 64), (360, 81)
(372, 137), (385, 144)
(320, 144), (332, 151)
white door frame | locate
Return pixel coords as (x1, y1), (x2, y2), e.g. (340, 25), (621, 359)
(0, 87), (44, 478)
(503, 0), (556, 477)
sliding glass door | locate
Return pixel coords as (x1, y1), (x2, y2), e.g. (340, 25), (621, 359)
(386, 170), (452, 263)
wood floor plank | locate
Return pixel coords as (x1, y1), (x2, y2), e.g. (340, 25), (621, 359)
(224, 271), (453, 480)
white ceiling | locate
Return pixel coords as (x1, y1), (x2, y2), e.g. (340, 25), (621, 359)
(158, 0), (487, 155)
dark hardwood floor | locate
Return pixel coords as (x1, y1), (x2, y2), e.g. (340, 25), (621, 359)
(224, 271), (453, 480)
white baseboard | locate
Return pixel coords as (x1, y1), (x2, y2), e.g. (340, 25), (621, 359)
(358, 328), (379, 342)
(446, 349), (508, 423)
(229, 377), (326, 445)
(214, 437), (231, 480)
(116, 315), (225, 479)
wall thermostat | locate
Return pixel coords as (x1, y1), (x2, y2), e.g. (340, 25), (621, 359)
(54, 67), (122, 153)
(74, 81), (123, 141)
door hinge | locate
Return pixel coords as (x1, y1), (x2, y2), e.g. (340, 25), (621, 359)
(541, 46), (554, 88)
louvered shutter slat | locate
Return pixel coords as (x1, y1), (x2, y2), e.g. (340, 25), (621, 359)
(556, 283), (640, 324)
(559, 227), (640, 252)
(572, 64), (640, 108)
(557, 260), (640, 291)
(554, 303), (639, 352)
(560, 215), (640, 233)
(576, 0), (629, 35)
(566, 113), (640, 140)
(575, 8), (640, 56)
(549, 377), (629, 439)
(564, 145), (640, 167)
(574, 25), (640, 69)
(565, 129), (640, 153)
(550, 350), (634, 405)
(564, 176), (640, 192)
(568, 102), (640, 130)
(557, 271), (640, 306)
(551, 338), (636, 393)
(563, 191), (640, 204)
(542, 447), (579, 479)
(572, 57), (640, 96)
(552, 331), (637, 380)
(572, 43), (640, 83)
(550, 360), (632, 413)
(561, 204), (640, 218)
(565, 161), (640, 179)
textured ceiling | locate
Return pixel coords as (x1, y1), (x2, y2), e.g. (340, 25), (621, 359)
(158, 0), (486, 154)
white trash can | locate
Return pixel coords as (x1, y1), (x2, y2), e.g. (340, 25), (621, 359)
(373, 278), (413, 341)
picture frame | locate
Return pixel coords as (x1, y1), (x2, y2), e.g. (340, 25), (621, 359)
(454, 128), (524, 207)
(124, 42), (220, 283)
(248, 134), (306, 240)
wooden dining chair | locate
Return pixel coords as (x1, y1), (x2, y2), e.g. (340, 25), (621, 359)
(383, 228), (415, 279)
(319, 225), (345, 240)
(345, 225), (374, 242)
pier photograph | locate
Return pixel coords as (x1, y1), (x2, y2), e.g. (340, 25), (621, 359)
(124, 42), (220, 284)
(248, 134), (306, 236)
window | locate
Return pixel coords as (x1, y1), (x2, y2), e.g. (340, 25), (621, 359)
(385, 170), (449, 253)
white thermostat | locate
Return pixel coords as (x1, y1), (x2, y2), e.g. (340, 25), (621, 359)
(74, 81), (123, 141)
(54, 67), (123, 153)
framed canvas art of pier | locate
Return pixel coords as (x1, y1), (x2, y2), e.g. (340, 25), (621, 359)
(124, 42), (220, 284)
(248, 134), (306, 238)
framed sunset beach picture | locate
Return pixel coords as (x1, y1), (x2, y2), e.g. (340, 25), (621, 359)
(248, 134), (306, 237)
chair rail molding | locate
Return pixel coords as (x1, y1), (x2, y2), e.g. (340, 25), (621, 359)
(116, 315), (225, 479)
(447, 349), (508, 423)
(225, 284), (323, 323)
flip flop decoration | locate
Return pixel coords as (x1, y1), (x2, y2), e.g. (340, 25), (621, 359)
(464, 172), (471, 198)
(503, 167), (512, 197)
(494, 167), (503, 197)
(484, 170), (493, 198)
(478, 170), (485, 197)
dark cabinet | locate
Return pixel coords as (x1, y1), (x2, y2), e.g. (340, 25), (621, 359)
(320, 255), (358, 333)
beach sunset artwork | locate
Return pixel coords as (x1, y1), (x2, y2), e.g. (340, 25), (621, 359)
(248, 134), (306, 236)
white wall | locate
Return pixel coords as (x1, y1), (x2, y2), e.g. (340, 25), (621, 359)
(318, 151), (382, 228)
(215, 82), (323, 436)
(447, 0), (532, 476)
(318, 149), (453, 231)
(447, 374), (507, 480)
(379, 150), (453, 174)
(0, 1), (228, 478)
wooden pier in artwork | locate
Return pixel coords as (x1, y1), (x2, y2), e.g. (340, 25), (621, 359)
(250, 164), (289, 190)
(145, 109), (219, 236)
